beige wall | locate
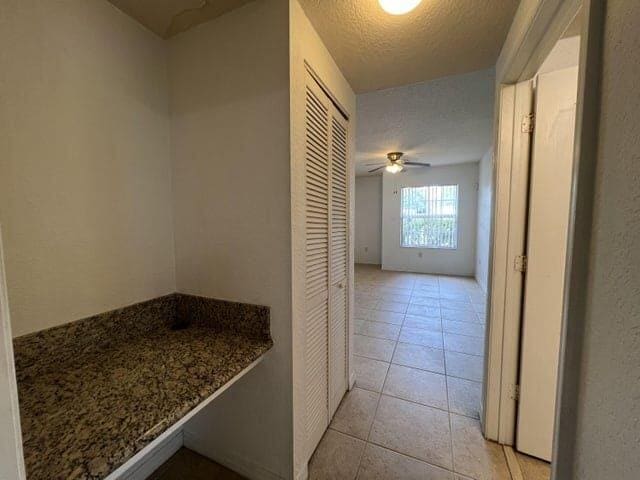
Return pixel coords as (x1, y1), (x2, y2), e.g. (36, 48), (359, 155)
(0, 0), (175, 337)
(290, 0), (356, 476)
(355, 176), (382, 265)
(167, 1), (293, 478)
(475, 149), (493, 292)
(381, 162), (479, 276)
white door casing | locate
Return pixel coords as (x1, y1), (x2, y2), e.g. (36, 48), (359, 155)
(484, 79), (534, 444)
(517, 66), (579, 461)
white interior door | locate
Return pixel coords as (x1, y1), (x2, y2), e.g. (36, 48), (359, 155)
(303, 77), (330, 456)
(303, 71), (350, 459)
(516, 66), (579, 461)
(328, 114), (348, 418)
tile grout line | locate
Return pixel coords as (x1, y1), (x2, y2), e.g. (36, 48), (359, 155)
(350, 269), (490, 480)
(352, 282), (409, 479)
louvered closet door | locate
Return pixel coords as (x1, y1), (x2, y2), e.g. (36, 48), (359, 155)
(304, 77), (330, 454)
(328, 113), (348, 417)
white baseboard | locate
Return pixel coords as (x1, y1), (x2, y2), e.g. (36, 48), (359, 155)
(122, 430), (183, 480)
(184, 430), (284, 480)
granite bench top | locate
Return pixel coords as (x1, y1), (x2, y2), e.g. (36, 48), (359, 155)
(13, 293), (272, 480)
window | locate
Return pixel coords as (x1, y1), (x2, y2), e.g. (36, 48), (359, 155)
(401, 185), (459, 249)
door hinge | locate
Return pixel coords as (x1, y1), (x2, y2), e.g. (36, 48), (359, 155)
(510, 384), (521, 402)
(521, 113), (535, 133)
(514, 255), (528, 273)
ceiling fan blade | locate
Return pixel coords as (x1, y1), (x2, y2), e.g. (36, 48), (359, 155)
(368, 165), (386, 173)
(403, 161), (431, 167)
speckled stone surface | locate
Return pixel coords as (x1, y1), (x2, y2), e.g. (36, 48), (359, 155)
(13, 294), (272, 480)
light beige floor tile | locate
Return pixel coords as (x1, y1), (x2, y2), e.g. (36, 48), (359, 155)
(468, 291), (487, 303)
(516, 452), (551, 480)
(451, 414), (511, 480)
(355, 307), (375, 320)
(377, 300), (408, 313)
(383, 364), (448, 410)
(371, 286), (413, 296)
(444, 333), (484, 356)
(309, 429), (366, 480)
(356, 297), (379, 310)
(370, 395), (453, 470)
(399, 327), (444, 349)
(330, 388), (380, 440)
(409, 295), (441, 307)
(368, 310), (405, 325)
(357, 443), (454, 480)
(392, 343), (445, 374)
(441, 308), (480, 323)
(443, 320), (485, 338)
(438, 285), (468, 295)
(356, 320), (401, 341)
(353, 355), (390, 392)
(413, 285), (440, 296)
(403, 314), (442, 332)
(407, 304), (441, 317)
(472, 303), (487, 315)
(439, 291), (470, 302)
(377, 292), (411, 303)
(447, 377), (482, 419)
(354, 335), (396, 362)
(440, 300), (474, 312)
(445, 351), (484, 382)
(149, 448), (244, 480)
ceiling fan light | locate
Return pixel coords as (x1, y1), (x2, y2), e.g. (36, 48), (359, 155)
(378, 0), (422, 15)
(386, 163), (403, 174)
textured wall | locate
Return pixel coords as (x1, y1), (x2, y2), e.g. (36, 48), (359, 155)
(475, 149), (493, 292)
(559, 1), (640, 478)
(355, 176), (382, 265)
(382, 162), (479, 276)
(0, 0), (175, 337)
(167, 1), (292, 478)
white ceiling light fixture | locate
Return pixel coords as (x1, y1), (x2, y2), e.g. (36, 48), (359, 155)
(386, 163), (403, 174)
(378, 0), (423, 15)
(367, 152), (430, 175)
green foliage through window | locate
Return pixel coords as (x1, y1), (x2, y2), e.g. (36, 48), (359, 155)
(401, 185), (458, 249)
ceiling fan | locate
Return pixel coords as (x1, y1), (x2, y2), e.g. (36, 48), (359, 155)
(367, 152), (431, 174)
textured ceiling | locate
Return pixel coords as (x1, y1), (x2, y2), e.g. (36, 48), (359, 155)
(108, 0), (253, 38)
(356, 68), (495, 176)
(299, 0), (519, 93)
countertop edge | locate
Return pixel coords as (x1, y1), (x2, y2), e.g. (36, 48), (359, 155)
(104, 351), (269, 480)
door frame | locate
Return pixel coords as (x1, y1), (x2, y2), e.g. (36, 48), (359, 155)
(0, 226), (27, 480)
(483, 0), (604, 467)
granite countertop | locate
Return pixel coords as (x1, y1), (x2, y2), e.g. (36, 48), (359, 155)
(13, 294), (273, 480)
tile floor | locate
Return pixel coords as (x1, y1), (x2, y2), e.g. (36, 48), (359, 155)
(309, 264), (509, 480)
(148, 266), (550, 480)
(149, 447), (245, 479)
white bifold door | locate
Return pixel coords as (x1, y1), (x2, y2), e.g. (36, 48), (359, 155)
(303, 71), (349, 458)
(516, 66), (579, 461)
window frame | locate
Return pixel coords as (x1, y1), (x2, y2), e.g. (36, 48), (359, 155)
(399, 183), (460, 250)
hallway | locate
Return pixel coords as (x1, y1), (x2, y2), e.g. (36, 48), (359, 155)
(309, 264), (506, 479)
